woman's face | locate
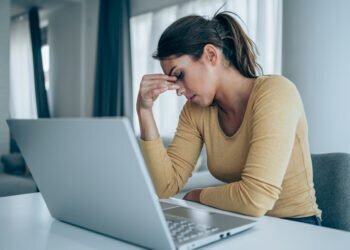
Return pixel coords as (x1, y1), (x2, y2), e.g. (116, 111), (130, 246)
(160, 54), (217, 107)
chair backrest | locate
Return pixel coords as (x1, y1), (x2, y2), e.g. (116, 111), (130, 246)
(311, 153), (350, 231)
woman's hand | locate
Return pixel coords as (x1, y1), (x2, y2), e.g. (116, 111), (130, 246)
(136, 74), (180, 111)
(183, 189), (203, 203)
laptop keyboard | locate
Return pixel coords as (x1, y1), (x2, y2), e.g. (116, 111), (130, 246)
(166, 218), (219, 243)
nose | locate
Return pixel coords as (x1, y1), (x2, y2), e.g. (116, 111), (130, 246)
(176, 84), (186, 96)
(176, 85), (186, 96)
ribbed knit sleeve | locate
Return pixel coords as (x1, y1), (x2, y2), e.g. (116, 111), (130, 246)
(199, 77), (302, 217)
(139, 102), (203, 198)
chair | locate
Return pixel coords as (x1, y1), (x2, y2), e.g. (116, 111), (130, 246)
(311, 153), (350, 231)
(0, 153), (37, 197)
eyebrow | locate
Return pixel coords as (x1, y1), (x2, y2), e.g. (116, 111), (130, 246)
(168, 66), (176, 76)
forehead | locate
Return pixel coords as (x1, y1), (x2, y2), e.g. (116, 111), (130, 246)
(160, 55), (193, 75)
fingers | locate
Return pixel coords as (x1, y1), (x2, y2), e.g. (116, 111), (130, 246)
(150, 87), (168, 98)
(142, 74), (177, 82)
(183, 192), (190, 200)
(138, 74), (185, 106)
(141, 82), (180, 98)
(142, 80), (178, 91)
(140, 75), (177, 92)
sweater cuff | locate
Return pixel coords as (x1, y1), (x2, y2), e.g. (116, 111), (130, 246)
(199, 187), (212, 204)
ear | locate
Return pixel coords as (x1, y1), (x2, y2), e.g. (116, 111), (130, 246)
(202, 44), (218, 65)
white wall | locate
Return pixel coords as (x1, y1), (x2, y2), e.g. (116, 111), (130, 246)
(48, 0), (99, 117)
(0, 0), (10, 155)
(282, 0), (350, 154)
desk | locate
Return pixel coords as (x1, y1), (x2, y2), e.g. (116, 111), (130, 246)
(0, 193), (349, 250)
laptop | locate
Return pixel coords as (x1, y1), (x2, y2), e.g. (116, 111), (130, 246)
(7, 118), (257, 250)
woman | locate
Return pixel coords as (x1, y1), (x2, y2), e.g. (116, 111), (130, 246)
(136, 11), (322, 226)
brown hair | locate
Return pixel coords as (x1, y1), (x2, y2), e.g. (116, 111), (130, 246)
(153, 11), (263, 78)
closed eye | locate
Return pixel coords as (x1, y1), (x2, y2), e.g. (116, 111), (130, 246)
(176, 72), (184, 81)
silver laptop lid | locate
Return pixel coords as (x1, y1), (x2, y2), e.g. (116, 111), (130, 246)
(8, 118), (175, 250)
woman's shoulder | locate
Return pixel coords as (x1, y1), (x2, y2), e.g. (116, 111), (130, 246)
(254, 74), (300, 99)
(252, 74), (303, 108)
(255, 74), (297, 91)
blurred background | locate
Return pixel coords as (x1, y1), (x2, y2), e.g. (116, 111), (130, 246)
(0, 0), (349, 195)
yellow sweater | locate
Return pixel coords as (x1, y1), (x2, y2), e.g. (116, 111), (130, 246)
(140, 75), (321, 218)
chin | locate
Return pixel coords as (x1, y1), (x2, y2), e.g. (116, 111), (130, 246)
(196, 98), (211, 108)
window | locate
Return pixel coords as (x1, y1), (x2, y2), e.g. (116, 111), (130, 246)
(130, 0), (282, 138)
(10, 15), (37, 119)
(41, 25), (50, 92)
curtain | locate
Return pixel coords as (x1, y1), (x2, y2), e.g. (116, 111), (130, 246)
(10, 15), (38, 153)
(10, 16), (37, 119)
(130, 0), (282, 137)
(9, 7), (50, 152)
(28, 7), (50, 118)
(93, 0), (133, 119)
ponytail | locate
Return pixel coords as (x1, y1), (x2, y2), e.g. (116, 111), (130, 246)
(153, 11), (262, 78)
(213, 12), (262, 77)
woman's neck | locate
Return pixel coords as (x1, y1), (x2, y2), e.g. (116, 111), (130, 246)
(213, 67), (256, 116)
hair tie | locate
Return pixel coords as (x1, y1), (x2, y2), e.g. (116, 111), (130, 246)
(212, 20), (225, 41)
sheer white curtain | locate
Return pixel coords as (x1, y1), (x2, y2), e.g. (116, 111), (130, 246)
(10, 16), (37, 119)
(130, 0), (282, 137)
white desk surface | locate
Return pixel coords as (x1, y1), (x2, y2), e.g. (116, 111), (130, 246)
(0, 193), (349, 250)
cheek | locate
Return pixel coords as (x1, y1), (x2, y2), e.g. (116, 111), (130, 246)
(185, 73), (206, 92)
(198, 80), (216, 106)
(183, 64), (214, 94)
(197, 78), (214, 97)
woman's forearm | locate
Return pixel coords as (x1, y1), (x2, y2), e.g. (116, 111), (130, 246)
(137, 107), (160, 141)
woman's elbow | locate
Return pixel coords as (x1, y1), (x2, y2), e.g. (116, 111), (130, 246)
(240, 192), (275, 217)
(245, 207), (268, 217)
(244, 195), (277, 217)
(157, 190), (173, 199)
(155, 183), (179, 199)
(239, 180), (279, 217)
